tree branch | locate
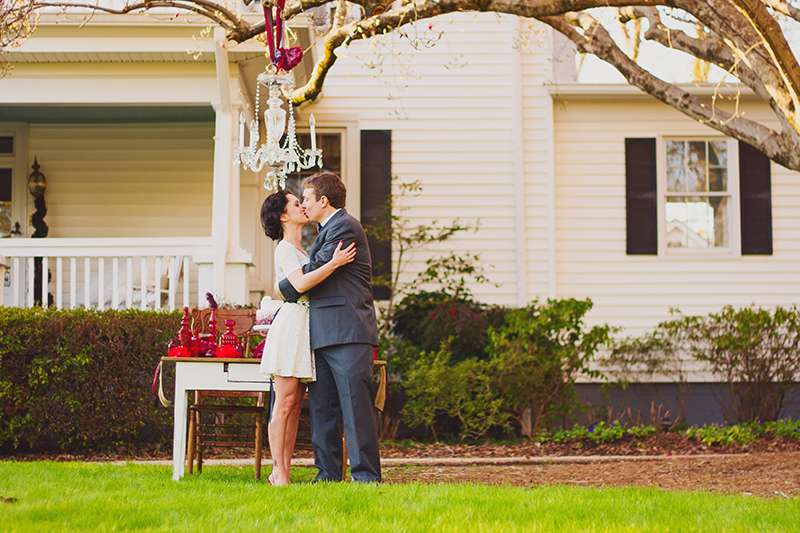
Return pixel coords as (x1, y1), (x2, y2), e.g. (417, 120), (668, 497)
(541, 12), (800, 169)
(730, 0), (800, 123)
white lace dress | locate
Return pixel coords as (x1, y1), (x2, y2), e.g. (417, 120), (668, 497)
(259, 240), (316, 382)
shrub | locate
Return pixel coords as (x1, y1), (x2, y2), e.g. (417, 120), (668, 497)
(402, 344), (509, 441)
(401, 298), (616, 440)
(691, 306), (800, 423)
(488, 298), (615, 437)
(607, 305), (800, 424)
(391, 290), (505, 364)
(0, 307), (179, 454)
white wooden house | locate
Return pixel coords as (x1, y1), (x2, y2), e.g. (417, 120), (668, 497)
(1, 12), (797, 350)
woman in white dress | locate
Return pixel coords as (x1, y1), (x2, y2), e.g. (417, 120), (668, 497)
(259, 189), (356, 486)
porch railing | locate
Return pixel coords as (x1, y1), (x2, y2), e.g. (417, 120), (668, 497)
(0, 238), (213, 311)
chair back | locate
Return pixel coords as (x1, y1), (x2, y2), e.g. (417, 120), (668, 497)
(191, 308), (257, 337)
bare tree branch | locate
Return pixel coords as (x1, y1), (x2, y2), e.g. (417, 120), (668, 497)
(730, 0), (800, 124)
(541, 11), (800, 169)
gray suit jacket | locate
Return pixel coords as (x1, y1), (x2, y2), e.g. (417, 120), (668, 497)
(278, 209), (379, 350)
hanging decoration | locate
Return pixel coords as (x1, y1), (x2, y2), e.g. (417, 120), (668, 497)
(233, 0), (322, 190)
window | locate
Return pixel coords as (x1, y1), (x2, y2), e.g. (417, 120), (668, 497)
(285, 132), (342, 251)
(626, 137), (771, 256)
(0, 125), (27, 239)
(0, 137), (13, 155)
(283, 129), (393, 300)
(0, 168), (11, 237)
(664, 139), (732, 250)
(0, 134), (15, 238)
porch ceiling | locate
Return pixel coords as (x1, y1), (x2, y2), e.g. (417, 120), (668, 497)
(0, 104), (215, 123)
(2, 51), (266, 64)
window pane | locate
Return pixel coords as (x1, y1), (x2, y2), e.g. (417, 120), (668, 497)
(285, 133), (342, 251)
(708, 140), (727, 166)
(688, 141), (705, 165)
(666, 195), (728, 248)
(687, 165), (706, 192)
(0, 202), (10, 238)
(0, 137), (12, 155)
(666, 140), (685, 168)
(708, 167), (727, 192)
(666, 167), (685, 192)
(0, 169), (10, 238)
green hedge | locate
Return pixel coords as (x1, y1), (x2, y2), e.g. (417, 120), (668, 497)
(0, 307), (179, 454)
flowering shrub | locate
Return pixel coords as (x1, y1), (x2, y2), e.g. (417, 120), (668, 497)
(390, 290), (505, 365)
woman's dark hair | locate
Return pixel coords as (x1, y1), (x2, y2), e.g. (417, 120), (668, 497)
(261, 189), (291, 241)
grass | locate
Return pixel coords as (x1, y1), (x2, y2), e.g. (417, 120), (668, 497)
(0, 462), (798, 532)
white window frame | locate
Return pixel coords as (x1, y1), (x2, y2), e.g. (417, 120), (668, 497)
(0, 123), (29, 238)
(656, 135), (741, 258)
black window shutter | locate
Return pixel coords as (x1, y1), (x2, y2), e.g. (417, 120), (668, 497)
(739, 141), (773, 255)
(360, 130), (392, 300)
(625, 138), (658, 255)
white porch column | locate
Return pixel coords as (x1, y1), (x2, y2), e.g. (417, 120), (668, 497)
(208, 27), (251, 307)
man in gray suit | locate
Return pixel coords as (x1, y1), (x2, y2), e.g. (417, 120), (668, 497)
(277, 172), (381, 483)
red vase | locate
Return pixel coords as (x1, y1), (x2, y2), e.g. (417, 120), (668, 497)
(178, 307), (192, 348)
(221, 319), (238, 347)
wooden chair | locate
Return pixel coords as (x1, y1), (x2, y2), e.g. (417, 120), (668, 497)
(185, 308), (267, 480)
(187, 390), (267, 479)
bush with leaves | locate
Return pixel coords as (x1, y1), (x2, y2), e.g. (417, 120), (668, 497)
(692, 306), (800, 423)
(390, 290), (505, 365)
(0, 307), (178, 454)
(602, 311), (694, 422)
(488, 298), (615, 438)
(402, 343), (509, 441)
(402, 298), (615, 440)
(607, 305), (800, 424)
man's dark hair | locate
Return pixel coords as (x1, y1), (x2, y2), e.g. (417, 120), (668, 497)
(302, 172), (347, 209)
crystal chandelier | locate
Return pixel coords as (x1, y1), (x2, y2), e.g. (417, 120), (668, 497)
(233, 68), (322, 190)
(232, 0), (322, 190)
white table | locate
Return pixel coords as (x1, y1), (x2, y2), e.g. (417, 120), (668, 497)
(163, 355), (388, 482)
(163, 357), (271, 481)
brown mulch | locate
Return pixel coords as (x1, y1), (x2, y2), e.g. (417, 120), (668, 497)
(379, 433), (800, 458)
(4, 435), (800, 498)
(376, 435), (800, 498)
(382, 453), (800, 498)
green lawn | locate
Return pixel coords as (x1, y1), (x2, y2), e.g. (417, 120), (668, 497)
(0, 462), (797, 532)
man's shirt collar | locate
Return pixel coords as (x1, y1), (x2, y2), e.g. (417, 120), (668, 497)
(319, 208), (342, 228)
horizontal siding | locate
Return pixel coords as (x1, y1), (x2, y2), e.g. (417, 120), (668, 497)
(28, 123), (214, 238)
(552, 96), (800, 338)
(308, 13), (553, 305)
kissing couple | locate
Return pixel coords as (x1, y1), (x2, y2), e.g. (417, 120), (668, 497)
(258, 172), (381, 485)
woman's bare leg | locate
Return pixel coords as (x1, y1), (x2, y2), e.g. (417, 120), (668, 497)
(268, 375), (302, 485)
(282, 382), (306, 474)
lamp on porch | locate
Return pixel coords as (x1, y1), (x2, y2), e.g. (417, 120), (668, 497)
(28, 156), (51, 306)
(232, 0), (322, 190)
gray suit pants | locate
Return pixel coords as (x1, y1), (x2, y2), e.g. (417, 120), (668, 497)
(307, 343), (381, 483)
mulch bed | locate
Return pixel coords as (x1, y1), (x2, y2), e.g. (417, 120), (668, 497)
(379, 432), (800, 458)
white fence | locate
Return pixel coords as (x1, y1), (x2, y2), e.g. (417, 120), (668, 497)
(0, 238), (213, 311)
